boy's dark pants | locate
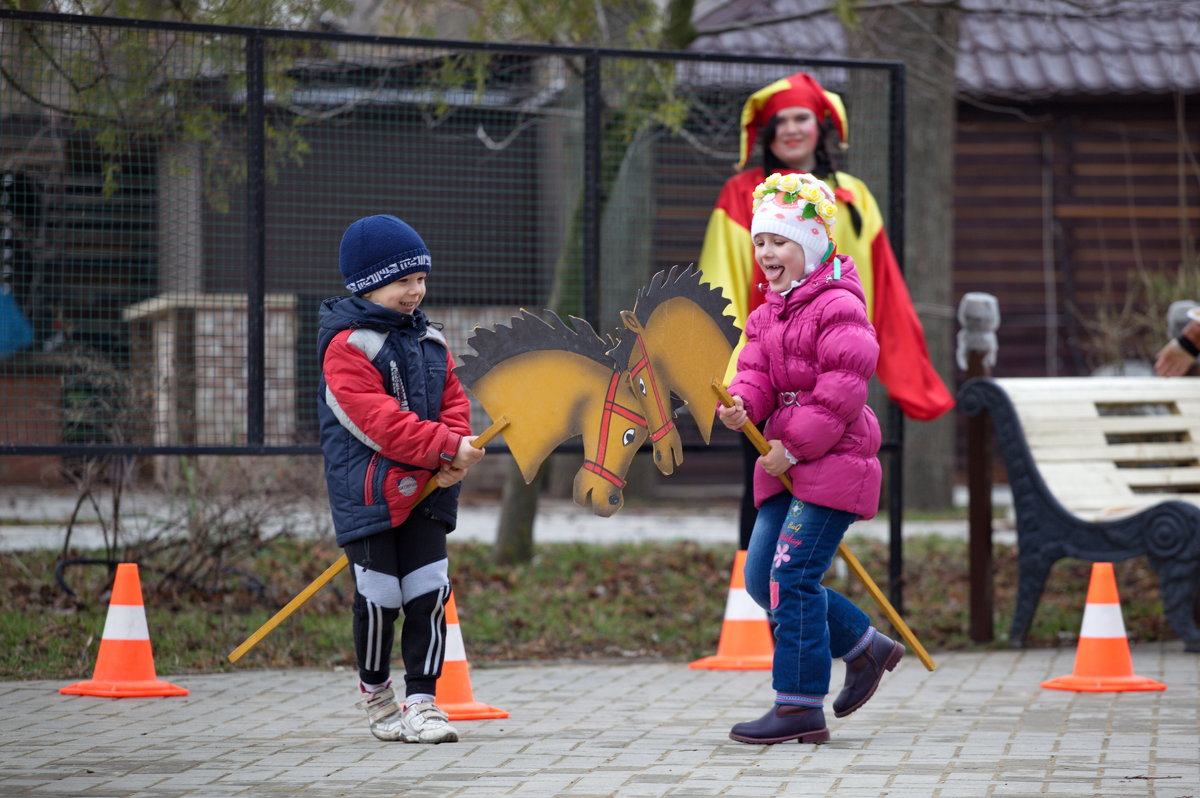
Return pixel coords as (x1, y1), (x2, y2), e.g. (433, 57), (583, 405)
(344, 514), (451, 698)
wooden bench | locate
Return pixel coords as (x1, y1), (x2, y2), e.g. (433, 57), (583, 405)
(958, 376), (1200, 652)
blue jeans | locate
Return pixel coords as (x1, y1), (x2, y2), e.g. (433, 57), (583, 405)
(744, 493), (872, 705)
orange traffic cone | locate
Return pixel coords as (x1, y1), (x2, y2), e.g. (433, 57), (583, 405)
(434, 593), (508, 720)
(60, 563), (188, 698)
(1041, 562), (1166, 693)
(689, 550), (773, 670)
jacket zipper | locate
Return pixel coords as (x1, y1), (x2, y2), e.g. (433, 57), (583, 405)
(363, 452), (380, 505)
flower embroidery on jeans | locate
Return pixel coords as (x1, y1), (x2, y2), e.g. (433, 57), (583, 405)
(773, 542), (791, 569)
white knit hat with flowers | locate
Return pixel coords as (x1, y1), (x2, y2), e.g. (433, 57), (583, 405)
(750, 172), (839, 275)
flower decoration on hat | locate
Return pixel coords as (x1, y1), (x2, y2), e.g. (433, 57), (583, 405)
(750, 172), (840, 275)
(752, 172), (838, 230)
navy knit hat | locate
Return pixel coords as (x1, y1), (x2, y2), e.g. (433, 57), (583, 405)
(338, 214), (431, 296)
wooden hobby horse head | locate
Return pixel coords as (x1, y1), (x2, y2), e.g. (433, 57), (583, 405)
(609, 264), (739, 474)
(455, 310), (649, 517)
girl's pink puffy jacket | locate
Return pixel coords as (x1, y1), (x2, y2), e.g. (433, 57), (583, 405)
(729, 254), (882, 519)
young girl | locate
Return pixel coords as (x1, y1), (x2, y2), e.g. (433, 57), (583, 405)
(717, 173), (903, 745)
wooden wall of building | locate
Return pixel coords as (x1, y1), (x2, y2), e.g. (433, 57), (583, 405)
(953, 99), (1200, 380)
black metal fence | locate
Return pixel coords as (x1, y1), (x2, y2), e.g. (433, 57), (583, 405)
(0, 9), (904, 464)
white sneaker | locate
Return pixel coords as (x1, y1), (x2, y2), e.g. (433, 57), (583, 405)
(355, 685), (406, 741)
(398, 701), (459, 744)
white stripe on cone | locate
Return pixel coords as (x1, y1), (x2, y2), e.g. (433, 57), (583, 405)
(100, 605), (150, 641)
(725, 588), (769, 622)
(444, 621), (467, 661)
(1079, 603), (1127, 639)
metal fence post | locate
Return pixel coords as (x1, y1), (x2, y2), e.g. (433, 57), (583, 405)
(582, 51), (602, 328)
(886, 64), (907, 613)
(245, 30), (266, 446)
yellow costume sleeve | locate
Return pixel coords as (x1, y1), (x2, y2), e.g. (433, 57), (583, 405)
(698, 206), (754, 385)
(698, 170), (764, 385)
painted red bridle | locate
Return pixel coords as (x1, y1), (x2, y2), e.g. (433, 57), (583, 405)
(626, 333), (676, 446)
(582, 370), (647, 488)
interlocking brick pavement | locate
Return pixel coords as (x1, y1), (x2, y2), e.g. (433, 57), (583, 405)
(2, 644), (1198, 798)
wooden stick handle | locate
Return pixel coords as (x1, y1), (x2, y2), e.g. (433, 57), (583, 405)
(712, 381), (935, 671)
(835, 543), (936, 671)
(227, 416), (510, 663)
(227, 554), (350, 663)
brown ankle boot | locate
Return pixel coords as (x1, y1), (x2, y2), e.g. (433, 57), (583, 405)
(832, 632), (904, 718)
(729, 704), (830, 745)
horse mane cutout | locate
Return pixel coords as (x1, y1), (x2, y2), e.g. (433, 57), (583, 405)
(606, 327), (637, 366)
(631, 264), (739, 349)
(456, 309), (617, 388)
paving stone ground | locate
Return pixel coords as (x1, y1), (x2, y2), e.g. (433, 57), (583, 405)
(2, 644), (1198, 798)
(3, 487), (1194, 797)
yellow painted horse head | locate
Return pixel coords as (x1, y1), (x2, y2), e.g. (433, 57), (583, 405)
(455, 310), (649, 517)
(609, 265), (739, 474)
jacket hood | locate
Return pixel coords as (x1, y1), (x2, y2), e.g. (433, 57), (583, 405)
(317, 295), (428, 358)
(764, 254), (864, 313)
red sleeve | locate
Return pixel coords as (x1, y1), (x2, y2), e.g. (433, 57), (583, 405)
(323, 330), (462, 469)
(870, 232), (955, 421)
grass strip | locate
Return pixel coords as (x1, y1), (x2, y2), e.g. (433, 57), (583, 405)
(1, 536), (1177, 682)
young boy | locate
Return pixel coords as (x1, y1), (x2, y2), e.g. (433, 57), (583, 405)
(317, 214), (484, 743)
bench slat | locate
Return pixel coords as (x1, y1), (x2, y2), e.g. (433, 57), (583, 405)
(995, 376), (1200, 399)
(994, 376), (1200, 517)
(1021, 416), (1197, 435)
(1027, 441), (1200, 463)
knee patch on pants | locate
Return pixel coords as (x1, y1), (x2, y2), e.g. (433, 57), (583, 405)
(353, 557), (449, 609)
(353, 564), (404, 609)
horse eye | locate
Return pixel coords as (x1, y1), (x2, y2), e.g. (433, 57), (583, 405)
(622, 428), (637, 445)
(637, 378), (647, 396)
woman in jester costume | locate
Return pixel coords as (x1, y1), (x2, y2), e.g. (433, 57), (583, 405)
(698, 71), (954, 549)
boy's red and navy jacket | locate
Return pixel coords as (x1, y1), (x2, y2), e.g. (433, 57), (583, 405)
(317, 296), (471, 546)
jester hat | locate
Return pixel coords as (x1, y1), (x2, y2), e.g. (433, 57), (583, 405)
(737, 72), (849, 170)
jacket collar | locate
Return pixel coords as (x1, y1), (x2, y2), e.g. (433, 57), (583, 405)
(763, 254), (863, 314)
(320, 295), (428, 334)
